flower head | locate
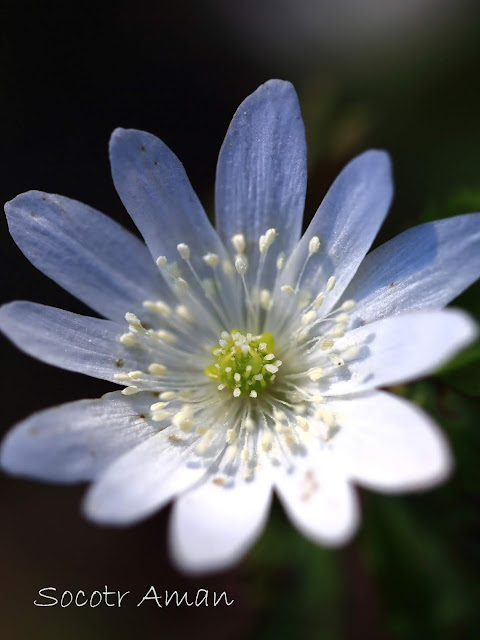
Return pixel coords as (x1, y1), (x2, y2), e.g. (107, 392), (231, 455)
(1, 80), (480, 574)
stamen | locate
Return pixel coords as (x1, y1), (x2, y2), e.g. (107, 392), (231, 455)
(235, 255), (248, 275)
(326, 276), (336, 293)
(281, 285), (294, 294)
(203, 252), (219, 267)
(276, 252), (285, 271)
(177, 243), (190, 260)
(122, 386), (140, 396)
(308, 236), (321, 255)
(232, 233), (246, 254)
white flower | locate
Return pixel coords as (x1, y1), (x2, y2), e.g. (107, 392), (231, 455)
(1, 80), (480, 575)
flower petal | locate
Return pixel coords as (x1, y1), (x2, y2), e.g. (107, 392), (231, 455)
(274, 448), (359, 546)
(169, 469), (272, 574)
(341, 213), (480, 326)
(83, 429), (206, 525)
(323, 308), (477, 395)
(272, 150), (392, 321)
(109, 128), (240, 322)
(327, 391), (452, 492)
(0, 301), (150, 382)
(1, 391), (157, 483)
(215, 79), (307, 285)
(5, 191), (165, 322)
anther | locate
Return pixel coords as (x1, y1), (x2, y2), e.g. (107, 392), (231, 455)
(296, 416), (310, 431)
(203, 252), (219, 267)
(226, 445), (237, 459)
(231, 233), (246, 254)
(342, 346), (360, 361)
(177, 243), (190, 260)
(276, 252), (285, 270)
(264, 364), (278, 374)
(259, 228), (276, 254)
(176, 304), (194, 322)
(235, 255), (248, 275)
(122, 386), (140, 396)
(156, 256), (167, 267)
(155, 329), (177, 344)
(226, 429), (236, 444)
(125, 312), (142, 328)
(148, 363), (167, 375)
(261, 431), (273, 451)
(120, 332), (136, 347)
(159, 391), (177, 401)
(308, 236), (321, 255)
(301, 311), (316, 326)
(308, 367), (324, 381)
(143, 300), (172, 317)
(326, 276), (336, 293)
(260, 289), (272, 310)
(320, 338), (334, 350)
(281, 285), (294, 294)
(175, 277), (189, 294)
(150, 401), (168, 411)
(151, 410), (171, 422)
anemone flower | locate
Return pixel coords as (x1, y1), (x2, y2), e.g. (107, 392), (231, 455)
(1, 80), (480, 574)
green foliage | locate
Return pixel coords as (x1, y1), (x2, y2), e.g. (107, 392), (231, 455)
(244, 502), (343, 640)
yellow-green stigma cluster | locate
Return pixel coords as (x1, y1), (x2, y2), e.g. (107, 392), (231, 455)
(205, 329), (282, 398)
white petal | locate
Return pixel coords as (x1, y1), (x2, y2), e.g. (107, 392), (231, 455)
(341, 213), (480, 326)
(169, 469), (272, 574)
(272, 150), (392, 322)
(0, 301), (150, 382)
(215, 80), (307, 287)
(327, 391), (452, 492)
(1, 391), (157, 483)
(83, 429), (206, 525)
(324, 309), (477, 395)
(5, 191), (166, 322)
(274, 447), (358, 546)
(109, 128), (240, 323)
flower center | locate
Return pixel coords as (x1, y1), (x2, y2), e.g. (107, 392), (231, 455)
(204, 329), (282, 398)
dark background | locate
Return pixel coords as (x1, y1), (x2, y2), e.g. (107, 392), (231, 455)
(1, 1), (480, 638)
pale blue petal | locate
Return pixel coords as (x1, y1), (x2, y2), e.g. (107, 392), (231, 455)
(274, 446), (359, 546)
(0, 301), (150, 382)
(169, 464), (272, 574)
(272, 150), (393, 321)
(83, 428), (206, 525)
(1, 391), (157, 483)
(109, 128), (240, 322)
(5, 191), (166, 322)
(340, 213), (480, 326)
(215, 79), (307, 288)
(327, 392), (452, 492)
(322, 309), (477, 395)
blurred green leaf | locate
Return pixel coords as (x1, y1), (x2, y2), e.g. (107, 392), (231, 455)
(360, 494), (477, 640)
(244, 501), (343, 640)
(421, 188), (480, 223)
